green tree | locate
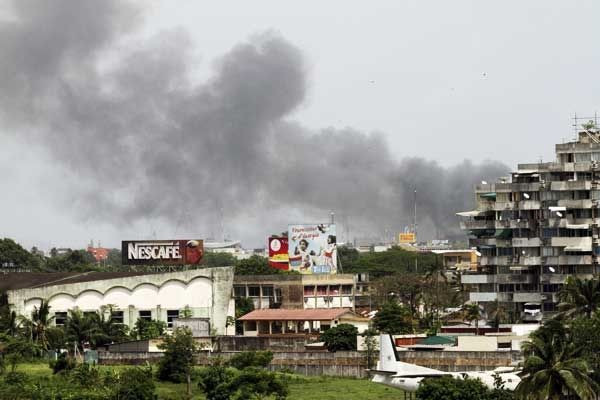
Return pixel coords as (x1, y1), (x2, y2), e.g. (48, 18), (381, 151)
(372, 302), (413, 334)
(515, 319), (598, 400)
(235, 255), (283, 275)
(198, 358), (235, 400)
(157, 327), (197, 388)
(557, 277), (600, 319)
(0, 238), (38, 269)
(131, 318), (166, 340)
(320, 324), (358, 352)
(416, 376), (501, 400)
(203, 252), (238, 268)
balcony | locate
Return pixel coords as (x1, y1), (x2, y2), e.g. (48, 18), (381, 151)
(550, 181), (591, 191)
(469, 238), (497, 247)
(517, 200), (541, 210)
(521, 257), (542, 266)
(469, 292), (497, 302)
(494, 202), (515, 211)
(461, 274), (493, 284)
(480, 256), (513, 266)
(513, 292), (543, 303)
(540, 275), (568, 284)
(475, 183), (495, 193)
(512, 238), (541, 247)
(460, 220), (495, 230)
(557, 199), (593, 209)
(550, 237), (593, 251)
(495, 274), (536, 284)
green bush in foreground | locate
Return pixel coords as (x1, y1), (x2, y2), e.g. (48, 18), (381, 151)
(416, 376), (513, 400)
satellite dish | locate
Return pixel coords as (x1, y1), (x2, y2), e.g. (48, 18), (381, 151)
(523, 193), (530, 199)
(521, 250), (526, 255)
(481, 180), (488, 185)
(556, 212), (563, 217)
(549, 267), (556, 273)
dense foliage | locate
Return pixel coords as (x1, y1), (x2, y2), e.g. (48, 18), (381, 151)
(372, 301), (413, 334)
(416, 376), (513, 400)
(227, 351), (273, 369)
(319, 324), (358, 352)
(198, 357), (288, 400)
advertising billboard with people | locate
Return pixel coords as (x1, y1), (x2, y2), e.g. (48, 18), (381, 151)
(288, 224), (337, 274)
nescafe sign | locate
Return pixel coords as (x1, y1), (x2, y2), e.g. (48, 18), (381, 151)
(121, 240), (204, 265)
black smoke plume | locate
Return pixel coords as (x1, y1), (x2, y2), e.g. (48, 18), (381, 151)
(0, 1), (508, 244)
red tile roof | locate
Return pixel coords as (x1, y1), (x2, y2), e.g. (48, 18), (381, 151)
(238, 308), (361, 321)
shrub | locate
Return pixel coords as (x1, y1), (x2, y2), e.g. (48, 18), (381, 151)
(227, 351), (273, 369)
(50, 352), (76, 374)
(111, 366), (157, 400)
(198, 360), (236, 400)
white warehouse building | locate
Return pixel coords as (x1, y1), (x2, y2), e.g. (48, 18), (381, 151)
(2, 267), (235, 335)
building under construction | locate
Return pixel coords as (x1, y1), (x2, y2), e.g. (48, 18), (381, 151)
(458, 121), (600, 321)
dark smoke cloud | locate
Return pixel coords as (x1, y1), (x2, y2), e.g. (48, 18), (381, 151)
(0, 0), (509, 244)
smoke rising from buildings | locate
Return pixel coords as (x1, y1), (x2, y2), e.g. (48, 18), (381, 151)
(0, 1), (508, 245)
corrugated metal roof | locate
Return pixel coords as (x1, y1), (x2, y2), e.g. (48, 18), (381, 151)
(238, 308), (361, 321)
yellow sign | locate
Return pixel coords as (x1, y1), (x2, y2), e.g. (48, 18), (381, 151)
(398, 233), (416, 244)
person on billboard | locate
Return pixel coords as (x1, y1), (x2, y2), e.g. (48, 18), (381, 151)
(294, 239), (315, 271)
(185, 240), (203, 264)
(323, 235), (337, 273)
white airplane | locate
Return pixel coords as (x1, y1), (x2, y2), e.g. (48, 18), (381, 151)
(371, 334), (521, 392)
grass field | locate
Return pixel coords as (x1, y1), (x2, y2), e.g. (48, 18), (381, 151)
(14, 363), (406, 400)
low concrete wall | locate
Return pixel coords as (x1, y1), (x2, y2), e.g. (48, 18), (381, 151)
(214, 335), (320, 352)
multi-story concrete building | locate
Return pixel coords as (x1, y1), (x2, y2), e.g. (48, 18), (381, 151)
(458, 128), (600, 321)
(233, 273), (371, 311)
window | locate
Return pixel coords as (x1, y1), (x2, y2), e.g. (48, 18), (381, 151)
(316, 285), (327, 296)
(234, 286), (246, 298)
(341, 285), (353, 295)
(248, 286), (260, 297)
(167, 310), (179, 328)
(329, 285), (340, 295)
(55, 312), (67, 326)
(138, 310), (152, 321)
(245, 321), (257, 331)
(262, 286), (273, 297)
(111, 310), (124, 324)
(304, 286), (315, 296)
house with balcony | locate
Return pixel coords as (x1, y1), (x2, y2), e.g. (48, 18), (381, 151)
(458, 124), (600, 321)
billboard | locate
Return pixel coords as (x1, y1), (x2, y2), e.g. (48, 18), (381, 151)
(268, 237), (289, 270)
(398, 233), (416, 244)
(121, 240), (204, 265)
(288, 224), (337, 274)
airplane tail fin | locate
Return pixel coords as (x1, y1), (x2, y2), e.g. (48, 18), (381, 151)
(379, 334), (399, 371)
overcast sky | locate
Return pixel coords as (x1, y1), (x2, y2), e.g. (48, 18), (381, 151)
(1, 1), (600, 251)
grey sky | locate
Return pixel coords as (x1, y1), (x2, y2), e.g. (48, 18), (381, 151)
(1, 1), (599, 251)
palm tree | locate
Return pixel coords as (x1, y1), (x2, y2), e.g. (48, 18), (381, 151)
(462, 303), (482, 335)
(20, 300), (53, 350)
(65, 309), (101, 352)
(557, 277), (600, 319)
(515, 319), (598, 400)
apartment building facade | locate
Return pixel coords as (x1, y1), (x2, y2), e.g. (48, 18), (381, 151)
(459, 128), (600, 321)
